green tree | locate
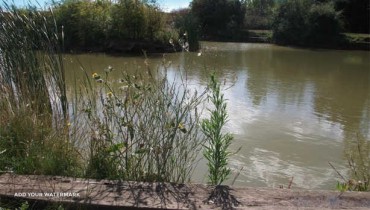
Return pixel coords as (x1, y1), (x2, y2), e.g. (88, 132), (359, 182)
(190, 0), (246, 39)
(307, 2), (343, 45)
(173, 8), (200, 51)
(335, 0), (370, 33)
(52, 0), (168, 50)
(110, 0), (164, 41)
(244, 0), (276, 29)
(111, 0), (147, 40)
(53, 0), (111, 49)
(144, 4), (164, 41)
(272, 0), (343, 46)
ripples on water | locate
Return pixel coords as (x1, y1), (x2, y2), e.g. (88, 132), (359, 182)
(64, 42), (370, 189)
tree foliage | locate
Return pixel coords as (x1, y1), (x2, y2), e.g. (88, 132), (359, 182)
(173, 8), (200, 51)
(272, 0), (343, 46)
(54, 0), (111, 49)
(53, 0), (167, 50)
(111, 0), (147, 40)
(335, 0), (370, 33)
(190, 0), (246, 40)
(244, 0), (275, 29)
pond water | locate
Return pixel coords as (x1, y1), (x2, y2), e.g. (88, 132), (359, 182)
(64, 42), (370, 190)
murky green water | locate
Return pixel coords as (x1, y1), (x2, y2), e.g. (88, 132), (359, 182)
(64, 42), (370, 190)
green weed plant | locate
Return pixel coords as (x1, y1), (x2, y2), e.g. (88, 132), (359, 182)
(201, 74), (233, 185)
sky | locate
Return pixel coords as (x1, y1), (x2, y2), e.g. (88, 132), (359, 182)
(6, 0), (192, 11)
(158, 0), (191, 11)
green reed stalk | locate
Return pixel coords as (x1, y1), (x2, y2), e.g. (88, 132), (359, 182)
(0, 4), (67, 122)
(81, 62), (207, 182)
(0, 4), (81, 176)
(201, 74), (233, 185)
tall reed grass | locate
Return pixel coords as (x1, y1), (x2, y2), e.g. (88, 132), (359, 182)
(343, 134), (369, 191)
(0, 4), (209, 184)
(0, 4), (81, 176)
(77, 62), (207, 182)
(331, 134), (369, 192)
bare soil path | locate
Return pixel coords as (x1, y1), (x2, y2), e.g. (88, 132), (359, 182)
(0, 173), (369, 209)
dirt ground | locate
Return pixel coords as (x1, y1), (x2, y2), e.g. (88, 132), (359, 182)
(0, 173), (369, 209)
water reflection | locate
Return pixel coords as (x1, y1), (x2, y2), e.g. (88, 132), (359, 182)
(63, 42), (370, 189)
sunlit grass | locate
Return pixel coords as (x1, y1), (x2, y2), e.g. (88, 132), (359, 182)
(0, 4), (80, 176)
(0, 4), (208, 184)
(77, 63), (207, 182)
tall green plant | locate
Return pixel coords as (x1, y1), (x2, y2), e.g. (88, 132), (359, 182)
(174, 9), (200, 51)
(53, 0), (111, 49)
(244, 0), (275, 29)
(0, 4), (81, 176)
(272, 0), (343, 46)
(343, 134), (370, 191)
(191, 0), (245, 40)
(330, 134), (369, 192)
(201, 74), (233, 185)
(80, 64), (207, 182)
(0, 5), (67, 120)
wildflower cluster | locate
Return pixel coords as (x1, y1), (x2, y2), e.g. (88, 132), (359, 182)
(82, 64), (206, 182)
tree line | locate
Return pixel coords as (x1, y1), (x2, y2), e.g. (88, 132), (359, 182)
(179, 0), (369, 47)
(2, 0), (368, 51)
(52, 0), (173, 51)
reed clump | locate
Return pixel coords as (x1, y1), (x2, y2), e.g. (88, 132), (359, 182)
(332, 134), (369, 192)
(0, 5), (81, 176)
(0, 5), (208, 183)
(78, 63), (206, 182)
(343, 134), (369, 191)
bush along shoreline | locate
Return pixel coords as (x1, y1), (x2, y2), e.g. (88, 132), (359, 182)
(3, 0), (369, 54)
(270, 0), (370, 51)
(244, 30), (370, 51)
(0, 3), (210, 185)
(0, 1), (199, 54)
(52, 0), (184, 53)
(0, 8), (243, 208)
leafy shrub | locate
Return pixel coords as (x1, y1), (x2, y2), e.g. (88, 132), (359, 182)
(344, 134), (369, 191)
(53, 0), (111, 49)
(191, 0), (245, 40)
(244, 0), (275, 30)
(306, 2), (343, 45)
(272, 0), (311, 45)
(335, 0), (370, 33)
(201, 74), (234, 185)
(173, 8), (200, 51)
(331, 134), (369, 192)
(53, 0), (171, 50)
(81, 66), (207, 182)
(272, 0), (343, 46)
(110, 0), (148, 40)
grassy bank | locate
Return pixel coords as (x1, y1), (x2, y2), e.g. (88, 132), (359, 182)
(243, 30), (370, 50)
(0, 5), (207, 184)
(342, 33), (370, 50)
(0, 5), (81, 177)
